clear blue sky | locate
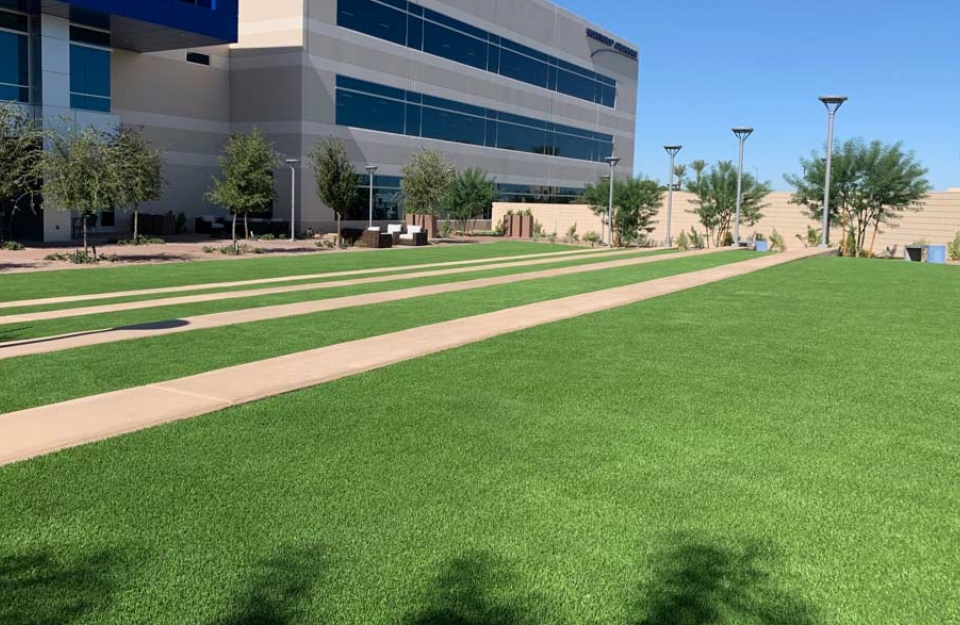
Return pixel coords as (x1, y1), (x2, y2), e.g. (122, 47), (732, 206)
(556, 0), (960, 190)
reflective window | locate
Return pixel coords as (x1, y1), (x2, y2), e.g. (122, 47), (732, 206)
(351, 175), (403, 220)
(70, 44), (111, 112)
(336, 0), (618, 108)
(0, 9), (28, 103)
(335, 75), (614, 164)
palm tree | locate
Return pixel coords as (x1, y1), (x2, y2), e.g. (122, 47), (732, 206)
(690, 160), (708, 186)
(673, 164), (687, 191)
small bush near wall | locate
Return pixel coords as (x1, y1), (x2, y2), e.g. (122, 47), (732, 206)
(2, 241), (25, 251)
(948, 233), (960, 261)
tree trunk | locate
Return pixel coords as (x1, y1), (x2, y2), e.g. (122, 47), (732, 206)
(868, 224), (879, 258)
(82, 216), (89, 255)
(336, 212), (343, 248)
(232, 213), (238, 247)
(244, 213), (249, 240)
(133, 206), (139, 244)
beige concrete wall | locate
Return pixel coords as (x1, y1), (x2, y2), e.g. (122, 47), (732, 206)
(495, 190), (960, 251)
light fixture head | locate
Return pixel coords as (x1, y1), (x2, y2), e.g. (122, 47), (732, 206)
(819, 95), (848, 113)
(664, 145), (683, 156)
(732, 127), (754, 140)
(285, 158), (300, 165)
(365, 165), (379, 173)
(604, 156), (621, 167)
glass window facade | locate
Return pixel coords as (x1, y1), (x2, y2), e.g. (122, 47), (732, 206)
(69, 26), (111, 113)
(350, 175), (404, 220)
(0, 8), (29, 103)
(336, 0), (617, 108)
(336, 76), (615, 164)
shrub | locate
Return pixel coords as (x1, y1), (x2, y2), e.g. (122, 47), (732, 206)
(564, 223), (579, 244)
(2, 241), (25, 251)
(753, 232), (766, 242)
(583, 231), (601, 247)
(949, 233), (960, 262)
(439, 220), (453, 238)
(175, 212), (187, 234)
(547, 232), (558, 244)
(493, 220), (505, 236)
(675, 230), (690, 251)
(532, 220), (543, 235)
(688, 228), (704, 249)
(795, 226), (820, 248)
(119, 236), (165, 246)
(770, 229), (787, 252)
(44, 250), (99, 264)
(201, 245), (216, 254)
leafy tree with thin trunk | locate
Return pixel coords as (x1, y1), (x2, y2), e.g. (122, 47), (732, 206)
(401, 150), (456, 216)
(689, 160), (708, 186)
(110, 126), (164, 244)
(785, 139), (931, 257)
(42, 125), (116, 254)
(205, 128), (279, 246)
(673, 164), (687, 191)
(0, 103), (47, 242)
(446, 167), (496, 234)
(583, 175), (664, 247)
(308, 137), (359, 247)
(686, 160), (772, 247)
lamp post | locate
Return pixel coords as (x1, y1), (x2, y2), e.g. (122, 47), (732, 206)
(284, 158), (299, 241)
(731, 128), (753, 247)
(365, 165), (378, 228)
(664, 145), (682, 247)
(604, 156), (621, 248)
(819, 96), (847, 248)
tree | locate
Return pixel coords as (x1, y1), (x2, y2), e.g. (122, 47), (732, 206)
(686, 160), (772, 247)
(401, 150), (456, 216)
(785, 139), (931, 257)
(308, 137), (359, 248)
(689, 160), (708, 186)
(42, 125), (117, 254)
(110, 126), (164, 243)
(583, 175), (664, 247)
(205, 128), (279, 245)
(446, 167), (496, 234)
(0, 103), (47, 241)
(673, 164), (687, 190)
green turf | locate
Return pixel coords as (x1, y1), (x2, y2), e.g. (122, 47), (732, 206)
(0, 241), (580, 302)
(0, 251), (752, 414)
(0, 249), (669, 336)
(1, 257), (957, 624)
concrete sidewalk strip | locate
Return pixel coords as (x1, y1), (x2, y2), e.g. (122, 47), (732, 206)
(0, 248), (653, 325)
(0, 249), (821, 466)
(0, 246), (611, 311)
(0, 248), (718, 359)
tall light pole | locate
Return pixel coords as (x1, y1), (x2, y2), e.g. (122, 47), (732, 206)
(819, 96), (847, 248)
(664, 145), (682, 247)
(604, 156), (620, 248)
(365, 165), (378, 228)
(285, 158), (299, 241)
(731, 128), (754, 247)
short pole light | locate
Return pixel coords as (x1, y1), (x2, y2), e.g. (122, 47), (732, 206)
(664, 145), (682, 247)
(819, 96), (847, 248)
(731, 128), (754, 247)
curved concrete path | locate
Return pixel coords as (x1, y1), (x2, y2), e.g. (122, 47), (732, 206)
(0, 246), (612, 311)
(0, 248), (651, 325)
(0, 248), (712, 360)
(0, 249), (824, 466)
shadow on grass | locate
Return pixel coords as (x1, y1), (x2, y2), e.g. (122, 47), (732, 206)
(630, 535), (820, 625)
(403, 551), (558, 625)
(0, 547), (128, 625)
(213, 544), (328, 625)
(0, 319), (190, 350)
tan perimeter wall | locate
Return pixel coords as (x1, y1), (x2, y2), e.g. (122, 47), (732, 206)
(494, 191), (960, 251)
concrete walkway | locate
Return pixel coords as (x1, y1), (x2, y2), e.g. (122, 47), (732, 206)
(0, 246), (611, 311)
(0, 248), (650, 325)
(0, 249), (823, 466)
(0, 248), (716, 360)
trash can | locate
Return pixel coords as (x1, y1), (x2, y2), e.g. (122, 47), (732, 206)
(755, 240), (770, 252)
(927, 245), (947, 264)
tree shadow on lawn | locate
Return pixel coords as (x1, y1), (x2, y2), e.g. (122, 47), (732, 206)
(0, 546), (130, 625)
(629, 534), (821, 625)
(402, 550), (562, 625)
(212, 543), (329, 625)
(0, 319), (190, 349)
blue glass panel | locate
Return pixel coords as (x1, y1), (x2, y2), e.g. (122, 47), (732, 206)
(337, 75), (405, 101)
(406, 13), (423, 49)
(552, 132), (596, 161)
(421, 107), (485, 146)
(499, 38), (548, 63)
(498, 48), (548, 88)
(0, 84), (27, 102)
(337, 0), (406, 46)
(405, 103), (421, 136)
(336, 90), (405, 134)
(0, 31), (28, 93)
(422, 8), (486, 40)
(556, 69), (598, 102)
(484, 119), (497, 147)
(70, 94), (111, 112)
(423, 21), (487, 71)
(600, 84), (616, 107)
(70, 44), (111, 100)
(421, 94), (485, 118)
(497, 111), (544, 130)
(496, 122), (548, 154)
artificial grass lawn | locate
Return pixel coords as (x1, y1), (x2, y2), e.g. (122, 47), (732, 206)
(0, 244), (609, 317)
(0, 249), (671, 339)
(2, 257), (958, 624)
(0, 251), (754, 414)
(0, 241), (580, 302)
